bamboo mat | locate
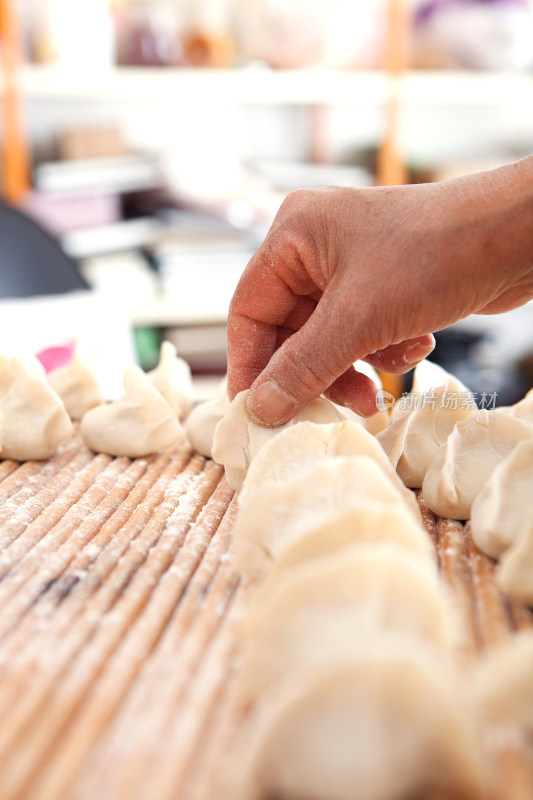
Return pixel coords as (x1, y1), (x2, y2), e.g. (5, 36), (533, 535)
(0, 432), (531, 800)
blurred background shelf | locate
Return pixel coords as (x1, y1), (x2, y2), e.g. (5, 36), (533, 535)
(1, 65), (532, 106)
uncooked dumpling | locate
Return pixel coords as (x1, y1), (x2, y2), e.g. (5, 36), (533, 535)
(80, 365), (185, 457)
(0, 354), (72, 461)
(273, 499), (432, 572)
(211, 390), (344, 491)
(471, 438), (533, 559)
(231, 645), (483, 800)
(422, 410), (533, 520)
(496, 515), (533, 604)
(47, 353), (104, 420)
(233, 456), (419, 578)
(378, 364), (477, 489)
(506, 387), (533, 424)
(334, 360), (390, 435)
(474, 632), (533, 731)
(184, 379), (229, 457)
(239, 419), (419, 521)
(148, 340), (194, 419)
(241, 543), (456, 698)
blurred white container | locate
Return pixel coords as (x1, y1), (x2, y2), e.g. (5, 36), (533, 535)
(31, 0), (115, 70)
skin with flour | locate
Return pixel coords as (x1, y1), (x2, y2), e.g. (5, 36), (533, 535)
(227, 157), (533, 425)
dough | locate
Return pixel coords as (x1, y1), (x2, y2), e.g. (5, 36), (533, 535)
(0, 354), (72, 461)
(47, 353), (104, 420)
(239, 419), (420, 521)
(471, 438), (533, 559)
(80, 364), (185, 458)
(211, 390), (344, 491)
(496, 513), (533, 604)
(506, 387), (533, 424)
(241, 543), (455, 698)
(148, 340), (194, 419)
(183, 379), (229, 457)
(422, 410), (533, 520)
(272, 498), (432, 573)
(231, 644), (483, 800)
(474, 632), (533, 731)
(378, 364), (476, 489)
(232, 456), (420, 578)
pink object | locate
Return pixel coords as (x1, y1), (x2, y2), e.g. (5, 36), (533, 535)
(36, 342), (76, 373)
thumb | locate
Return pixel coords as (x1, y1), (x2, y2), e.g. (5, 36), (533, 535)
(247, 299), (364, 426)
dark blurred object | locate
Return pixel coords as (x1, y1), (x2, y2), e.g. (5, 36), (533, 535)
(431, 327), (531, 406)
(0, 200), (88, 298)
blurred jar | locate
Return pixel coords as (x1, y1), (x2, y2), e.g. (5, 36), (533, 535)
(180, 0), (236, 67)
(116, 0), (182, 66)
(31, 0), (115, 69)
(235, 0), (384, 69)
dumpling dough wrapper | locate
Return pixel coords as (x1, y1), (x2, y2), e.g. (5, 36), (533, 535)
(241, 543), (457, 698)
(212, 389), (344, 491)
(471, 438), (533, 560)
(233, 456), (422, 578)
(0, 354), (72, 461)
(48, 353), (104, 421)
(184, 378), (229, 458)
(239, 419), (420, 521)
(229, 644), (484, 800)
(81, 365), (185, 458)
(148, 340), (194, 420)
(422, 410), (533, 520)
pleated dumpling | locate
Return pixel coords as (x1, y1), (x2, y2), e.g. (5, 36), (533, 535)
(230, 645), (484, 800)
(148, 340), (194, 419)
(474, 632), (533, 732)
(241, 543), (455, 698)
(80, 365), (185, 457)
(0, 354), (72, 460)
(496, 516), (533, 604)
(506, 387), (533, 424)
(183, 378), (229, 457)
(239, 419), (419, 519)
(422, 410), (533, 520)
(211, 390), (344, 491)
(233, 456), (418, 578)
(471, 438), (533, 559)
(47, 353), (104, 420)
(273, 498), (432, 573)
(377, 362), (476, 489)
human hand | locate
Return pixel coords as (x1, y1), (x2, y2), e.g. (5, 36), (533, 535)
(227, 159), (533, 426)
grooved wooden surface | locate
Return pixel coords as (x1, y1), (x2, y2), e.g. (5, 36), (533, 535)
(0, 436), (530, 800)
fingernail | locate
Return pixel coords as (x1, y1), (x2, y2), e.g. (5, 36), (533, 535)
(248, 381), (296, 426)
(405, 342), (434, 363)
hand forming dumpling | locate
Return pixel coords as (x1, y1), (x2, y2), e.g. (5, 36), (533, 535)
(0, 354), (72, 461)
(211, 390), (344, 491)
(80, 364), (185, 458)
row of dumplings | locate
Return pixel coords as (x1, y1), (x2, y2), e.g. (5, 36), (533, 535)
(375, 361), (533, 604)
(209, 390), (485, 800)
(0, 342), (195, 462)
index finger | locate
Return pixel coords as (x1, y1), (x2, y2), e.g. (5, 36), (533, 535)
(226, 247), (319, 399)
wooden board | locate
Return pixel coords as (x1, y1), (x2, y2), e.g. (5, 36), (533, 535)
(0, 433), (531, 800)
